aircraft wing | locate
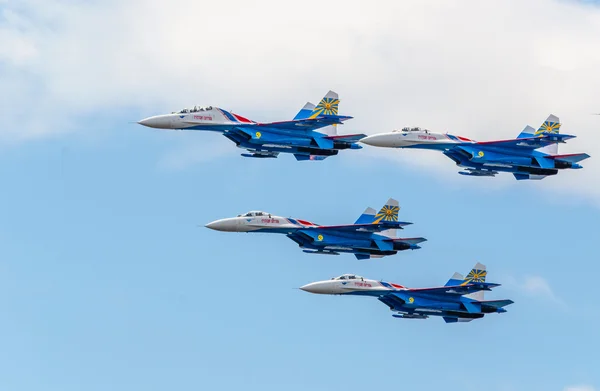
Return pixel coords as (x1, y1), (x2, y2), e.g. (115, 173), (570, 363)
(474, 133), (576, 152)
(258, 114), (353, 132)
(408, 282), (501, 296)
(315, 221), (413, 233)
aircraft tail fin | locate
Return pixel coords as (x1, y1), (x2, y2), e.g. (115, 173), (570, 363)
(445, 272), (465, 287)
(294, 102), (316, 120)
(461, 262), (487, 301)
(373, 198), (400, 224)
(535, 114), (561, 136)
(535, 114), (561, 154)
(309, 91), (340, 117)
(354, 207), (377, 224)
(517, 125), (535, 139)
(309, 90), (340, 136)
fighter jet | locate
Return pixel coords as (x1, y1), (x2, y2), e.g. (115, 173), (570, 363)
(205, 198), (426, 260)
(361, 114), (590, 180)
(301, 263), (513, 323)
(138, 91), (365, 161)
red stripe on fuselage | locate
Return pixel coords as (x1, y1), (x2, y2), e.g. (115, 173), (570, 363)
(297, 219), (316, 226)
(232, 113), (254, 123)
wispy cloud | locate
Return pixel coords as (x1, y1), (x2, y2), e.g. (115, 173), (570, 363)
(564, 385), (596, 391)
(2, 0), (600, 204)
(504, 274), (565, 306)
(522, 276), (557, 301)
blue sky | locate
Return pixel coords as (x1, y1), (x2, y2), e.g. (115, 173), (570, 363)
(0, 111), (598, 391)
(1, 0), (600, 390)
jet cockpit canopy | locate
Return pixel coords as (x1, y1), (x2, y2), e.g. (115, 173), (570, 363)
(393, 126), (429, 133)
(174, 106), (214, 114)
(332, 274), (364, 280)
(237, 210), (272, 217)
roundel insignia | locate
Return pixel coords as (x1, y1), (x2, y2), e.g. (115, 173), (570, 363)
(255, 131), (262, 139)
(477, 151), (484, 158)
(317, 234), (323, 241)
(408, 297), (415, 304)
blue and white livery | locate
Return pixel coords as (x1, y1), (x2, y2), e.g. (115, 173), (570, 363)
(301, 263), (513, 323)
(361, 115), (590, 180)
(205, 198), (426, 260)
(138, 91), (365, 161)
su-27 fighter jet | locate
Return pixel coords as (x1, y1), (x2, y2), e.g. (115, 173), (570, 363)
(205, 198), (426, 260)
(301, 263), (513, 323)
(138, 91), (365, 161)
(361, 115), (590, 180)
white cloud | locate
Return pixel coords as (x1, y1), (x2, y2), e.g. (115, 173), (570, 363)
(564, 385), (596, 391)
(1, 0), (600, 202)
(522, 276), (558, 301)
(503, 274), (564, 305)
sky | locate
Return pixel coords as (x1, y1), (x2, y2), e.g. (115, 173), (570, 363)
(0, 0), (599, 390)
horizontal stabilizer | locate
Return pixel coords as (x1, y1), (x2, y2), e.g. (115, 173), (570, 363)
(317, 114), (353, 124)
(480, 299), (514, 309)
(536, 132), (576, 143)
(545, 153), (591, 163)
(393, 237), (427, 245)
(410, 282), (500, 296)
(314, 222), (411, 235)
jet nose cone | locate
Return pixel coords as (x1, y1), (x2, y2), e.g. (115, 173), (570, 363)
(138, 115), (172, 129)
(299, 282), (330, 294)
(299, 283), (312, 292)
(205, 218), (237, 232)
(360, 134), (391, 147)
